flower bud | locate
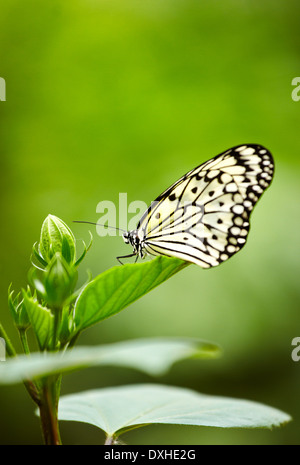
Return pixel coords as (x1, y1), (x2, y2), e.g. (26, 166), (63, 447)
(8, 285), (31, 330)
(44, 253), (77, 309)
(38, 214), (76, 266)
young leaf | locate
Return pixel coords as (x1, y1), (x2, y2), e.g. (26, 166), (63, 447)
(0, 338), (219, 384)
(74, 256), (189, 331)
(8, 286), (30, 330)
(57, 384), (292, 437)
(22, 292), (54, 350)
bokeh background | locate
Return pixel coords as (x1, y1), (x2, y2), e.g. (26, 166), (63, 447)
(0, 0), (299, 445)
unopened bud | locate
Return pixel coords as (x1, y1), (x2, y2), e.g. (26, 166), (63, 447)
(38, 214), (76, 266)
(44, 253), (77, 309)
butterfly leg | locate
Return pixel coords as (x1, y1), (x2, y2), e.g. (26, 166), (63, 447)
(116, 252), (137, 265)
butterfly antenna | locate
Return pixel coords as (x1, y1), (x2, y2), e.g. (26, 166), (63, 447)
(73, 220), (126, 233)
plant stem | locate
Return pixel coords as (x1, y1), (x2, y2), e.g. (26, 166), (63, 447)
(19, 329), (30, 354)
(39, 375), (62, 445)
(0, 322), (40, 404)
(67, 330), (81, 349)
(52, 308), (62, 351)
(24, 380), (40, 405)
(104, 435), (114, 445)
(0, 321), (16, 357)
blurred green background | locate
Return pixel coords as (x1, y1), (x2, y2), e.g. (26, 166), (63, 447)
(0, 0), (299, 445)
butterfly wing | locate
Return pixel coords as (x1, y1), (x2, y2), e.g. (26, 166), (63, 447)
(137, 144), (274, 268)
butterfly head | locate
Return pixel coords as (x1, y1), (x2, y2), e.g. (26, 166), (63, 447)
(122, 230), (145, 258)
(123, 229), (139, 248)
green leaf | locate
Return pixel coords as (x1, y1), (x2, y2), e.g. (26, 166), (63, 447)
(23, 292), (54, 350)
(57, 384), (292, 437)
(0, 338), (219, 384)
(32, 241), (48, 268)
(74, 256), (189, 331)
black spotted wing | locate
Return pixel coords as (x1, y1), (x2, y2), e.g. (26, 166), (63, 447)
(136, 144), (274, 268)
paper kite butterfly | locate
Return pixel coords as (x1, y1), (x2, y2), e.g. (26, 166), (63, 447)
(119, 144), (274, 268)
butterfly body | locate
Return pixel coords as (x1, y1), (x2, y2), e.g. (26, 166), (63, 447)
(120, 144), (274, 268)
(122, 229), (145, 259)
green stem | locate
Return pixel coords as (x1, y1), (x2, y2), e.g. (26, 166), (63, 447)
(1, 322), (40, 404)
(39, 375), (62, 445)
(67, 330), (81, 349)
(52, 308), (62, 351)
(19, 328), (30, 355)
(0, 321), (17, 357)
(104, 434), (119, 445)
(24, 380), (40, 405)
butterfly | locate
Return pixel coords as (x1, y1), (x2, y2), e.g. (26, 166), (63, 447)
(119, 144), (274, 268)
